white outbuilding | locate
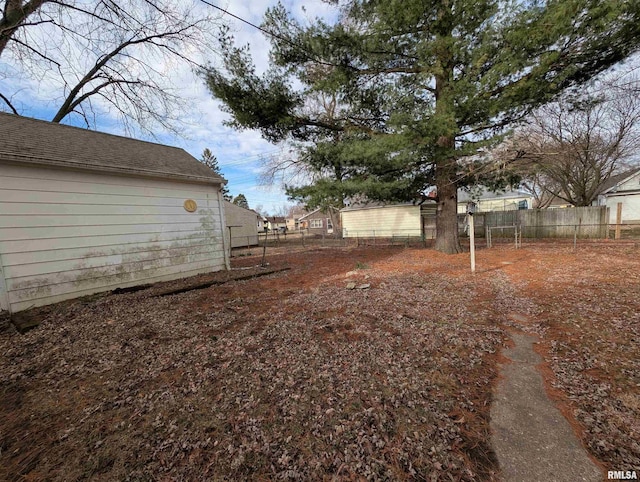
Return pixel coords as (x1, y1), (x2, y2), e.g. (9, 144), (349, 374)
(224, 200), (260, 248)
(0, 113), (229, 314)
(596, 168), (640, 223)
(341, 202), (436, 239)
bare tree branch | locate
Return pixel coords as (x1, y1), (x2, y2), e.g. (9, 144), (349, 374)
(50, 23), (203, 123)
(10, 36), (60, 65)
(0, 0), (49, 56)
(1, 1), (221, 136)
(0, 91), (18, 114)
(506, 78), (640, 206)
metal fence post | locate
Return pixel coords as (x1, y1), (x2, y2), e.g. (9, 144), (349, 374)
(469, 213), (476, 273)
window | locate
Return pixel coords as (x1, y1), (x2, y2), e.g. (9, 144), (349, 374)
(326, 218), (333, 229)
(310, 218), (323, 229)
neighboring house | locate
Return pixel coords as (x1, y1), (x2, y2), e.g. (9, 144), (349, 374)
(285, 215), (301, 232)
(265, 216), (287, 231)
(285, 206), (308, 231)
(299, 207), (341, 236)
(457, 188), (534, 213)
(253, 213), (267, 232)
(596, 168), (640, 223)
(224, 201), (260, 248)
(540, 196), (573, 209)
(0, 113), (228, 314)
(341, 203), (436, 238)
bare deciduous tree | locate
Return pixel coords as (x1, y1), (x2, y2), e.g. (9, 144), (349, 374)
(511, 81), (640, 206)
(258, 146), (311, 188)
(0, 1), (219, 136)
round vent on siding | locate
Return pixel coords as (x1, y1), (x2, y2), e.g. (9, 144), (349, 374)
(183, 199), (197, 212)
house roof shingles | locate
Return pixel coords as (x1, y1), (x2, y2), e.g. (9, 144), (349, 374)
(0, 113), (224, 184)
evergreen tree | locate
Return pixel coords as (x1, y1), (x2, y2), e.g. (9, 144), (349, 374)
(204, 0), (640, 253)
(232, 193), (249, 209)
(200, 148), (231, 201)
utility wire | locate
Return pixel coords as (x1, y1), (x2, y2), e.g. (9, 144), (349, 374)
(198, 0), (344, 69)
(220, 149), (284, 168)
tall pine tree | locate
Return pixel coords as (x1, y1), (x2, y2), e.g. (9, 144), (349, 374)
(232, 193), (249, 209)
(200, 148), (231, 201)
(204, 0), (640, 253)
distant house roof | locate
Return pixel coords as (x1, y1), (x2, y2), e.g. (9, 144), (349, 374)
(0, 113), (224, 185)
(341, 202), (427, 213)
(541, 195), (573, 208)
(298, 206), (340, 220)
(598, 168), (640, 195)
(249, 209), (266, 220)
(266, 216), (286, 223)
(224, 200), (260, 215)
(458, 188), (531, 202)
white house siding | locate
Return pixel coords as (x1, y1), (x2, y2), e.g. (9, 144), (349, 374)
(224, 201), (259, 248)
(605, 194), (640, 223)
(602, 172), (640, 223)
(341, 205), (421, 237)
(618, 174), (640, 192)
(0, 163), (226, 313)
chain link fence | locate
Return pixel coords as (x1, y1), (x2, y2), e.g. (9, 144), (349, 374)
(229, 230), (436, 258)
(229, 212), (640, 258)
(229, 232), (344, 258)
(463, 222), (640, 249)
(458, 206), (640, 246)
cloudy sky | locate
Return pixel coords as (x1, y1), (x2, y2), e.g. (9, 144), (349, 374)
(0, 1), (338, 214)
(172, 1), (338, 213)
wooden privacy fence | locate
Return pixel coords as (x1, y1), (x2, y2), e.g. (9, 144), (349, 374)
(458, 206), (609, 239)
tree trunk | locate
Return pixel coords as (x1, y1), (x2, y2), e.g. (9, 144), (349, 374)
(0, 0), (48, 58)
(432, 8), (460, 254)
(434, 160), (462, 254)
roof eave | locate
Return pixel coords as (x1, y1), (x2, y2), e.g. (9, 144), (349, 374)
(298, 208), (322, 220)
(341, 203), (424, 212)
(0, 153), (224, 186)
(600, 170), (640, 195)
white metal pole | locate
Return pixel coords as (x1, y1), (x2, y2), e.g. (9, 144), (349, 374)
(0, 252), (11, 314)
(217, 189), (231, 271)
(469, 214), (476, 273)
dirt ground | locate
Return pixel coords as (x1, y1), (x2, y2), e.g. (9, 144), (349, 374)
(0, 242), (638, 480)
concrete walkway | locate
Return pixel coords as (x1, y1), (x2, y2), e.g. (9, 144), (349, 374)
(491, 332), (602, 482)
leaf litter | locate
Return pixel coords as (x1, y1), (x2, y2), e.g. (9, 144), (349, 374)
(0, 243), (638, 480)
